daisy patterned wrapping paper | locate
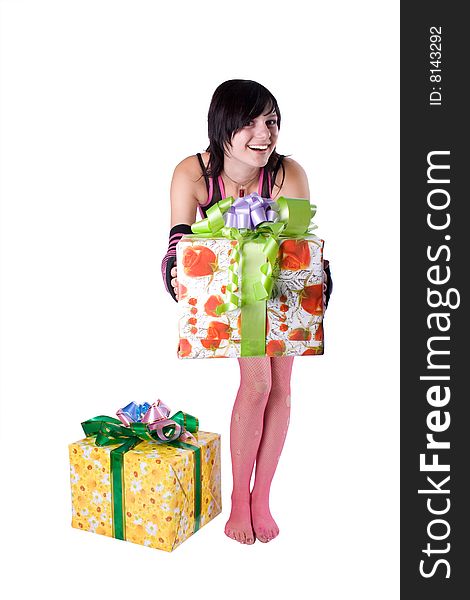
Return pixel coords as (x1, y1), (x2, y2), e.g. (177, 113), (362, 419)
(176, 236), (325, 358)
(69, 431), (221, 552)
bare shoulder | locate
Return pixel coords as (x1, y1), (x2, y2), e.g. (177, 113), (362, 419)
(283, 156), (307, 173)
(172, 154), (204, 182)
(274, 157), (310, 200)
(170, 154), (207, 226)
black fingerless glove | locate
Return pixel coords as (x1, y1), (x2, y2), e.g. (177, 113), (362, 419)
(161, 224), (192, 301)
(324, 263), (333, 308)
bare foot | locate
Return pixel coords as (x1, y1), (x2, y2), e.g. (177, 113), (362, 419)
(224, 497), (255, 545)
(250, 495), (279, 543)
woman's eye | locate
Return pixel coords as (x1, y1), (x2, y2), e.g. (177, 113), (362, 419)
(243, 120), (254, 127)
(267, 119), (278, 127)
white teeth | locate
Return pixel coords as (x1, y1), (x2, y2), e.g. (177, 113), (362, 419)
(248, 145), (269, 150)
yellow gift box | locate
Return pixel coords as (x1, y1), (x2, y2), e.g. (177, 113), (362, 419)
(69, 431), (221, 552)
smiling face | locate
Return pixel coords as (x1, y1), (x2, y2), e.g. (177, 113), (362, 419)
(225, 107), (279, 168)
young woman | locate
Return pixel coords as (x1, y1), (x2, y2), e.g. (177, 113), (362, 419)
(162, 79), (331, 544)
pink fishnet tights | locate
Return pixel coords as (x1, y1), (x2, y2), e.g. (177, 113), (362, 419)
(224, 356), (294, 544)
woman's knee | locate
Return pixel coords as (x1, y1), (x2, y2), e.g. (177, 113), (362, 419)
(252, 376), (272, 397)
(268, 381), (291, 404)
(238, 374), (271, 401)
(237, 357), (272, 402)
(270, 356), (295, 393)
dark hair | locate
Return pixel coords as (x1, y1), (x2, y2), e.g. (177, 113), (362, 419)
(205, 79), (284, 187)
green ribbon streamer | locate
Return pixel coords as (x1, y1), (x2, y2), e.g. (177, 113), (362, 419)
(186, 196), (318, 356)
(81, 414), (202, 540)
(239, 237), (267, 356)
(110, 438), (139, 540)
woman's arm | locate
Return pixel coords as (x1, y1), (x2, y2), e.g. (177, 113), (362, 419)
(170, 158), (200, 226)
(162, 158), (200, 300)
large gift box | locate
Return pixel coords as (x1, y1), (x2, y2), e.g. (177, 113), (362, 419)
(69, 401), (221, 552)
(176, 195), (325, 358)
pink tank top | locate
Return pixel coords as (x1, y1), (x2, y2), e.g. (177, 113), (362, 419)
(196, 153), (274, 219)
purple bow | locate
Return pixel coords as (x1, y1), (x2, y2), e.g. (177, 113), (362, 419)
(116, 400), (196, 443)
(223, 193), (279, 230)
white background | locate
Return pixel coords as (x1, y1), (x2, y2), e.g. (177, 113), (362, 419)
(0, 1), (399, 598)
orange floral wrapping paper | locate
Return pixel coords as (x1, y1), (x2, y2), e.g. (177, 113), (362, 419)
(176, 236), (325, 358)
(69, 431), (221, 552)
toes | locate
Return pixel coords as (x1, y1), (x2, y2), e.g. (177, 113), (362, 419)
(225, 527), (255, 544)
(241, 530), (255, 544)
(225, 519), (256, 544)
(255, 527), (267, 543)
(243, 530), (255, 544)
(255, 527), (278, 543)
(265, 529), (278, 542)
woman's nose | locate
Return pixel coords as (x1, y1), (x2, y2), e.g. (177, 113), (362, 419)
(254, 122), (271, 140)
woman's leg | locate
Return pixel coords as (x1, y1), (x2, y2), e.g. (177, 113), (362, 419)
(225, 356), (272, 544)
(250, 356), (295, 542)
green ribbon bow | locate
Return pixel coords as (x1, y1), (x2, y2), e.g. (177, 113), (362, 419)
(81, 411), (201, 541)
(188, 196), (317, 356)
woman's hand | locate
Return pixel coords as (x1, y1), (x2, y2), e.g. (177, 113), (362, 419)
(323, 260), (329, 285)
(323, 259), (332, 308)
(171, 266), (179, 301)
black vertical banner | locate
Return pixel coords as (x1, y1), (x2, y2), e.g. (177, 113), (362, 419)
(401, 3), (468, 598)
